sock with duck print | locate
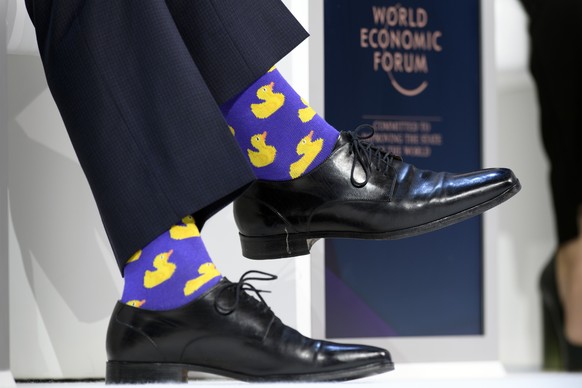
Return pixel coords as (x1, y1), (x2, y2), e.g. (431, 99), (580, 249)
(220, 67), (338, 180)
(121, 216), (222, 311)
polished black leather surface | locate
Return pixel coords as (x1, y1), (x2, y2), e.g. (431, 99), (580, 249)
(106, 276), (392, 381)
(234, 131), (521, 242)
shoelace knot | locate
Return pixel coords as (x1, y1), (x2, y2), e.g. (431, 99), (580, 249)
(215, 270), (277, 315)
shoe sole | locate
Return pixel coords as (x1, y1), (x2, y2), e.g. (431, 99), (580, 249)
(240, 180), (521, 260)
(105, 359), (394, 383)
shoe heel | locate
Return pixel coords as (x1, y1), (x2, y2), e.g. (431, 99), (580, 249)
(542, 302), (563, 371)
(106, 361), (188, 384)
(239, 232), (313, 260)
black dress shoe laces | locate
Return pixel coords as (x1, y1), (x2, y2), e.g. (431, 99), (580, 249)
(344, 125), (401, 200)
(214, 270), (278, 315)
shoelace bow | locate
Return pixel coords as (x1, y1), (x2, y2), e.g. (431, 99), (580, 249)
(344, 124), (401, 200)
(214, 270), (278, 315)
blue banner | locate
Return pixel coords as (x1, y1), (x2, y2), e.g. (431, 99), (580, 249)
(324, 0), (482, 337)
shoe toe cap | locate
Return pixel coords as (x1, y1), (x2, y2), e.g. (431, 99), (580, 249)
(454, 167), (520, 203)
(320, 342), (393, 366)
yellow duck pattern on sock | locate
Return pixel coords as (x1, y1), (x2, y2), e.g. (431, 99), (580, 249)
(126, 299), (146, 308)
(122, 215), (223, 310)
(251, 82), (285, 119)
(143, 249), (176, 288)
(183, 262), (221, 296)
(298, 97), (316, 123)
(247, 131), (277, 167)
(170, 215), (200, 240)
(126, 250), (142, 264)
(220, 68), (337, 181)
(290, 130), (324, 179)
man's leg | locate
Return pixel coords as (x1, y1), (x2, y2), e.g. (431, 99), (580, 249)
(121, 216), (222, 311)
(221, 70), (521, 259)
(25, 0), (258, 269)
(161, 2), (520, 260)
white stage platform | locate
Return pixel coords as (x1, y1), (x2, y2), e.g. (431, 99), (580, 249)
(12, 364), (582, 388)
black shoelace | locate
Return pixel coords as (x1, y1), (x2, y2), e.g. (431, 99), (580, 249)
(214, 270), (278, 315)
(344, 125), (401, 200)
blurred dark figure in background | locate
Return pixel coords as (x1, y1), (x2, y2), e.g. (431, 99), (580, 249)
(519, 0), (582, 372)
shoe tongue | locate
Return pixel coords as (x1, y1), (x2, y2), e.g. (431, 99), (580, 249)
(336, 131), (352, 149)
(211, 277), (271, 314)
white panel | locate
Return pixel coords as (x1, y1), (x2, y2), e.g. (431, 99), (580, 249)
(280, 0), (313, 338)
(1, 0), (15, 383)
(481, 0), (500, 362)
(6, 0), (38, 55)
(493, 0), (551, 369)
(494, 0), (529, 72)
(495, 72), (553, 369)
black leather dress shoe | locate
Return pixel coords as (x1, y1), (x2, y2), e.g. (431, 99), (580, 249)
(234, 128), (521, 259)
(106, 271), (393, 383)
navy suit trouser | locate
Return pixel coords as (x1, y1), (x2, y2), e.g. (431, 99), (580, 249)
(24, 0), (309, 272)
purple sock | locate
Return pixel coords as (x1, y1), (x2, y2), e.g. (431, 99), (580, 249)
(121, 216), (222, 311)
(220, 68), (339, 180)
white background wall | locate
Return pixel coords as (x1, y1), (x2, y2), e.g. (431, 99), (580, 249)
(3, 0), (552, 378)
(494, 0), (554, 370)
(1, 1), (14, 386)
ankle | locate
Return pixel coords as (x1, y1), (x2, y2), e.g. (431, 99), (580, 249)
(220, 68), (338, 181)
